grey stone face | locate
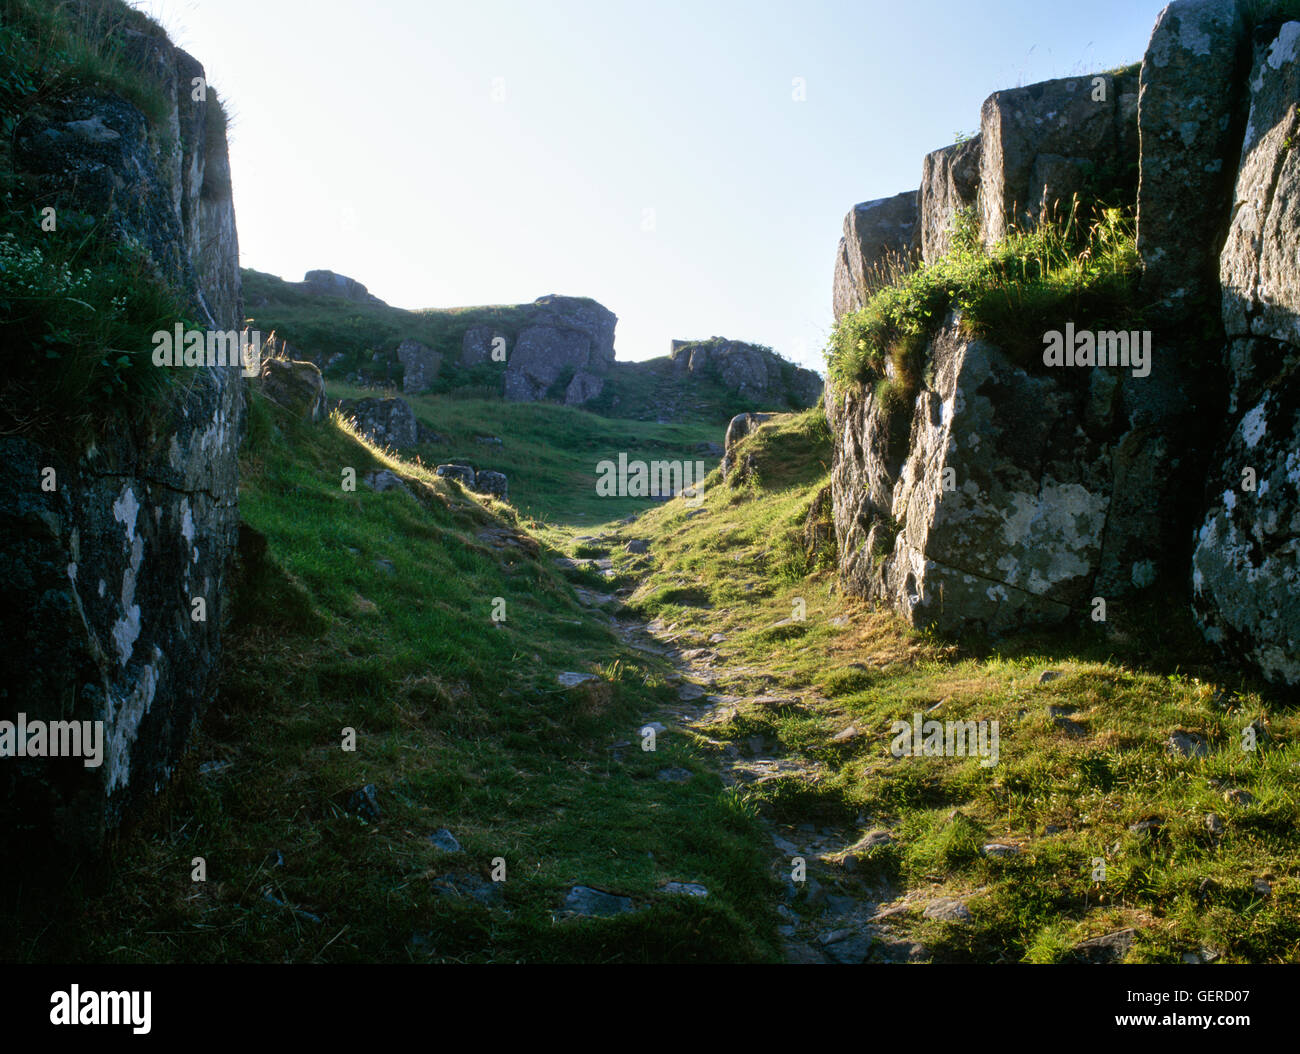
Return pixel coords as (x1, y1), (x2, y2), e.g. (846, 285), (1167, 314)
(461, 325), (509, 367)
(397, 339), (442, 393)
(832, 190), (919, 321)
(1, 28), (245, 853)
(671, 341), (822, 409)
(980, 69), (1139, 247)
(1136, 0), (1248, 319)
(335, 397), (419, 448)
(504, 325), (593, 402)
(1220, 21), (1300, 347)
(919, 137), (982, 265)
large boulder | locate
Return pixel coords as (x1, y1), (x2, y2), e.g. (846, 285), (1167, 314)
(397, 338), (442, 393)
(827, 318), (1202, 635)
(1136, 0), (1249, 319)
(1191, 382), (1300, 686)
(1219, 20), (1300, 346)
(260, 357), (327, 422)
(919, 136), (982, 264)
(979, 69), (1139, 247)
(0, 13), (244, 854)
(832, 191), (918, 321)
(334, 397), (419, 448)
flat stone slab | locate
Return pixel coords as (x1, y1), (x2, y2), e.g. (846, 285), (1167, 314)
(922, 897), (973, 923)
(558, 671), (599, 688)
(660, 881), (708, 898)
(563, 885), (636, 918)
(428, 828), (462, 853)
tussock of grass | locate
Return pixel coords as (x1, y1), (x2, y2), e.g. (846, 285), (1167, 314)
(826, 201), (1141, 397)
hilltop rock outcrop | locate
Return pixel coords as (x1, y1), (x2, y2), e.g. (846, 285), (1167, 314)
(295, 269), (386, 306)
(671, 339), (822, 408)
(1, 8), (245, 852)
(503, 296), (618, 403)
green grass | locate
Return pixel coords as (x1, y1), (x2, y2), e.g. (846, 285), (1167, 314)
(329, 380), (719, 524)
(609, 406), (1300, 964)
(0, 0), (224, 442)
(825, 201), (1142, 401)
(0, 389), (778, 963)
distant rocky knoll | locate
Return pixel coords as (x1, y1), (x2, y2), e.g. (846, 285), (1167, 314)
(244, 270), (821, 421)
(826, 1), (1300, 687)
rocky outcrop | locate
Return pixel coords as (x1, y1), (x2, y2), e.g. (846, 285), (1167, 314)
(0, 7), (244, 852)
(503, 296), (618, 403)
(920, 137), (982, 264)
(671, 339), (822, 409)
(294, 269), (386, 306)
(1191, 18), (1300, 686)
(827, 318), (1198, 634)
(832, 191), (918, 321)
(462, 325), (509, 367)
(979, 69), (1139, 246)
(1136, 0), (1249, 319)
(397, 338), (442, 393)
(826, 2), (1300, 687)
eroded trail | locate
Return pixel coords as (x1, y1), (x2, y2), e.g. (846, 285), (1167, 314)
(594, 596), (942, 963)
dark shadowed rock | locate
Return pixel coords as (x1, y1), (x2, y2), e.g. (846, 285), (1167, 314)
(722, 411), (776, 480)
(1070, 927), (1137, 963)
(397, 338), (442, 393)
(1, 22), (243, 856)
(296, 269), (386, 306)
(436, 464), (476, 487)
(334, 397), (418, 448)
(260, 358), (326, 422)
(461, 325), (509, 367)
(473, 470), (509, 500)
(563, 885), (636, 918)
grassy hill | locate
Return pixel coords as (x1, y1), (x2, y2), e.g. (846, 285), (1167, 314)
(244, 268), (815, 424)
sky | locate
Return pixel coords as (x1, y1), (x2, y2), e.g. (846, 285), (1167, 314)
(138, 0), (1168, 372)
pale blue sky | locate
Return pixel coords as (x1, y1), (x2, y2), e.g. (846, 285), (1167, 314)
(141, 0), (1166, 371)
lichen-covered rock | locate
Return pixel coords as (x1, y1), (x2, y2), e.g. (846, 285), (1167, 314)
(502, 296), (618, 403)
(1220, 20), (1300, 346)
(832, 191), (918, 321)
(827, 319), (1201, 635)
(979, 69), (1139, 247)
(259, 358), (326, 422)
(1192, 379), (1300, 685)
(919, 136), (982, 264)
(1136, 0), (1248, 319)
(334, 397), (419, 448)
(0, 14), (244, 855)
(461, 325), (508, 367)
(397, 338), (442, 393)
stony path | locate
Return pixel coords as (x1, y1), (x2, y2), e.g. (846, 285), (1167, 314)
(599, 602), (950, 963)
